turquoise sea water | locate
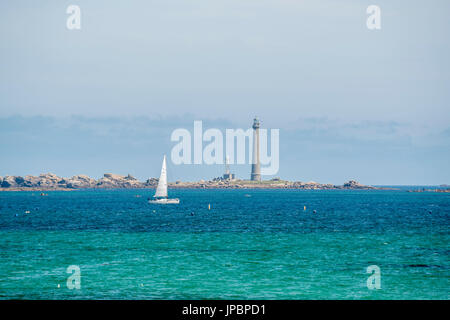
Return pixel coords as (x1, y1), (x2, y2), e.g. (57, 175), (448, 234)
(0, 189), (448, 299)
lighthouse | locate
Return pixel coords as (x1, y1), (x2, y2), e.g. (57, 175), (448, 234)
(251, 117), (261, 181)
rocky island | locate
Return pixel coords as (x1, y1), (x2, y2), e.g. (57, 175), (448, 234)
(0, 173), (381, 191)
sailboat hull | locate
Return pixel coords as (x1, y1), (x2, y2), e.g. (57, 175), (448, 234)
(148, 198), (180, 204)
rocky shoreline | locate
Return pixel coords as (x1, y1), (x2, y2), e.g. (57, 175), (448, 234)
(0, 173), (383, 191)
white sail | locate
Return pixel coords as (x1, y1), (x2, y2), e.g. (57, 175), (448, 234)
(154, 155), (168, 198)
(149, 155), (179, 204)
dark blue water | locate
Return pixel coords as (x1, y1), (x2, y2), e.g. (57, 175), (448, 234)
(0, 189), (448, 299)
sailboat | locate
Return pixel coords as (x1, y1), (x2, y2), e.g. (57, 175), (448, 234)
(148, 155), (180, 204)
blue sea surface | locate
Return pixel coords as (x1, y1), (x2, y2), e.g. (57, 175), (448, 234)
(0, 189), (448, 299)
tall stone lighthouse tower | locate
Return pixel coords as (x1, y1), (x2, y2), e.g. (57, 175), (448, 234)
(251, 117), (261, 181)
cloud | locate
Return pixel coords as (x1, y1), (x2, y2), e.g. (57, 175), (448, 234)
(1, 115), (449, 185)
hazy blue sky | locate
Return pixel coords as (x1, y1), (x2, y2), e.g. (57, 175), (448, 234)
(1, 1), (449, 184)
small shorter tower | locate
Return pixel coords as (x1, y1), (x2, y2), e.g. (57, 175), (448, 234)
(223, 155), (235, 181)
(251, 117), (261, 181)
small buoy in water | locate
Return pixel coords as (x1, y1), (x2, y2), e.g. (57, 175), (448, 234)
(153, 210), (156, 213)
(208, 204), (211, 210)
(15, 214), (19, 217)
(313, 210), (317, 214)
(304, 206), (306, 211)
(140, 283), (144, 287)
(57, 284), (60, 288)
(25, 210), (30, 214)
(191, 212), (194, 216)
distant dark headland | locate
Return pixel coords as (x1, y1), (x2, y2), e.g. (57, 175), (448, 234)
(0, 173), (388, 191)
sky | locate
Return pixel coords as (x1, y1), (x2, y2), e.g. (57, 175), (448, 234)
(0, 0), (449, 185)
